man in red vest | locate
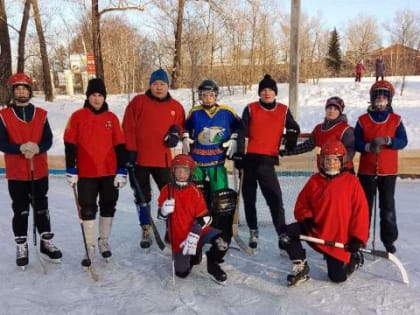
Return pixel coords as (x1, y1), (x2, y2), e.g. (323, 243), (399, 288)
(354, 80), (408, 254)
(0, 73), (62, 269)
(234, 74), (300, 250)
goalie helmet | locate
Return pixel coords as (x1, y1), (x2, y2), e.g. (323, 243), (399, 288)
(320, 140), (346, 176)
(198, 79), (219, 97)
(370, 80), (395, 106)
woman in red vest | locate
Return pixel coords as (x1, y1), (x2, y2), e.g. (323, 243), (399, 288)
(280, 96), (355, 173)
(354, 80), (408, 254)
(0, 73), (62, 269)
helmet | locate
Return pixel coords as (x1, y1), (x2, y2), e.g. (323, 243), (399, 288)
(325, 96), (345, 114)
(8, 73), (33, 99)
(369, 80), (395, 106)
(320, 140), (346, 176)
(171, 154), (195, 187)
(8, 73), (33, 89)
(198, 79), (219, 97)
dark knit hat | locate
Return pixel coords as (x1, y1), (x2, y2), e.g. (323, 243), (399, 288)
(149, 68), (169, 85)
(258, 74), (278, 95)
(86, 78), (107, 98)
(325, 96), (345, 114)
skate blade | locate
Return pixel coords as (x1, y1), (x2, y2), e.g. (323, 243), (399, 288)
(287, 275), (310, 286)
(19, 265), (27, 271)
(40, 254), (61, 264)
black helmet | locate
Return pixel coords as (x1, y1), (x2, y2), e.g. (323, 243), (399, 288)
(198, 79), (219, 96)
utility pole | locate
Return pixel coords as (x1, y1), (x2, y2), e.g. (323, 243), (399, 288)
(289, 0), (300, 119)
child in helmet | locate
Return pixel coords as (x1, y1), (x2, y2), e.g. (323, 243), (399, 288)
(355, 80), (408, 254)
(182, 79), (241, 250)
(157, 154), (229, 284)
(278, 141), (369, 286)
(0, 73), (62, 268)
(281, 96), (355, 173)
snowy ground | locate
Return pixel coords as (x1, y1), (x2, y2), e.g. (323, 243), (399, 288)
(0, 76), (419, 314)
(0, 175), (419, 315)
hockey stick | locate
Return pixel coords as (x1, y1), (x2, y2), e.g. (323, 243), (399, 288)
(232, 168), (254, 255)
(127, 166), (165, 250)
(29, 158), (47, 274)
(299, 235), (409, 284)
(72, 185), (99, 282)
(371, 152), (379, 252)
(165, 152), (176, 286)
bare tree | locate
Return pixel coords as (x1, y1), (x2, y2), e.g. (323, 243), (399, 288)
(0, 0), (12, 105)
(385, 9), (420, 94)
(31, 0), (54, 101)
(17, 0), (31, 73)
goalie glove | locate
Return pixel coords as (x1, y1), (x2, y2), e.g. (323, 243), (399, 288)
(222, 133), (238, 159)
(180, 232), (200, 256)
(182, 132), (194, 154)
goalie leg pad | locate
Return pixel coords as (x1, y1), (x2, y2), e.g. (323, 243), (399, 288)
(210, 188), (237, 216)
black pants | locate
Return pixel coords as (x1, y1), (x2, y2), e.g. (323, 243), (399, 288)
(358, 174), (398, 247)
(242, 162), (285, 235)
(8, 177), (51, 237)
(281, 222), (357, 283)
(77, 176), (119, 220)
(135, 165), (170, 203)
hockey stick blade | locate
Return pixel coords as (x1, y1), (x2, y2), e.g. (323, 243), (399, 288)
(300, 235), (409, 285)
(233, 235), (255, 255)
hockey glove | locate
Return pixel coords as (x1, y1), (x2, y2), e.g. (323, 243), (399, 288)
(125, 151), (137, 169)
(180, 232), (200, 256)
(222, 133), (238, 159)
(301, 217), (316, 235)
(345, 237), (364, 253)
(164, 125), (181, 148)
(182, 132), (194, 154)
(365, 142), (381, 153)
(159, 198), (175, 219)
(232, 153), (245, 170)
(284, 129), (299, 151)
(114, 168), (128, 189)
(372, 136), (391, 147)
(66, 168), (78, 187)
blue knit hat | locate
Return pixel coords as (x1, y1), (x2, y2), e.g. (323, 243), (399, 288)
(149, 68), (169, 85)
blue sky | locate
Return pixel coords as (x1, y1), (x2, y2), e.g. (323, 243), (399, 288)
(285, 0), (419, 32)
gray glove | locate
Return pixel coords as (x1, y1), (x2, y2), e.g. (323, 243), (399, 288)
(372, 136), (391, 146)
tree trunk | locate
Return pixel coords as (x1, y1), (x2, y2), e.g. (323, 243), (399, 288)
(171, 0), (185, 89)
(17, 0), (31, 73)
(0, 0), (12, 105)
(92, 0), (104, 79)
(32, 0), (53, 101)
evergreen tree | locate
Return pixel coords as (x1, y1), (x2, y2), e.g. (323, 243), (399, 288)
(326, 28), (342, 76)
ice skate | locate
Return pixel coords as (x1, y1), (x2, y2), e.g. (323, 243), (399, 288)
(40, 232), (62, 263)
(140, 224), (152, 249)
(15, 236), (29, 270)
(249, 229), (258, 249)
(98, 237), (112, 261)
(287, 259), (310, 286)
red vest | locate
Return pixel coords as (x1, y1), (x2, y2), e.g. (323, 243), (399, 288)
(313, 122), (353, 170)
(358, 113), (401, 175)
(0, 107), (48, 180)
(246, 102), (287, 156)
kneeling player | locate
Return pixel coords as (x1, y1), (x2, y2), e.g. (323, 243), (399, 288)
(278, 141), (369, 286)
(157, 154), (231, 284)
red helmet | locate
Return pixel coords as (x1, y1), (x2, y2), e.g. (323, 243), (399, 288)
(320, 140), (347, 175)
(171, 154), (195, 170)
(320, 140), (347, 157)
(370, 80), (395, 105)
(325, 96), (345, 114)
(8, 73), (33, 89)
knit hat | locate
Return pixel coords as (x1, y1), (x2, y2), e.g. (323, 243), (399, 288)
(258, 74), (278, 95)
(149, 68), (169, 85)
(86, 78), (107, 98)
(325, 96), (345, 114)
